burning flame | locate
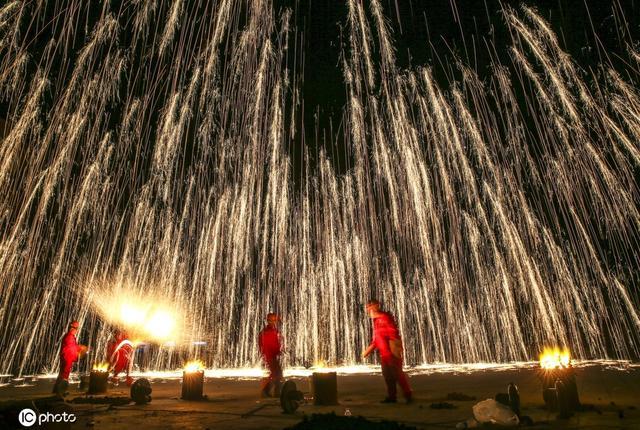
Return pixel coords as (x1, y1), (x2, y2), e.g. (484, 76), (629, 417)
(184, 360), (205, 373)
(93, 362), (109, 372)
(539, 347), (571, 369)
(312, 360), (335, 373)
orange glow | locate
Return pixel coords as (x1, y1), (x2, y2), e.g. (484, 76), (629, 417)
(145, 309), (177, 341)
(539, 347), (571, 369)
(309, 360), (342, 373)
(92, 362), (109, 372)
(90, 282), (185, 343)
(184, 360), (205, 373)
(312, 360), (333, 373)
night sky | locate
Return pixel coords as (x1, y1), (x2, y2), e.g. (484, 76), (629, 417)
(0, 0), (639, 371)
(1, 1), (638, 281)
(278, 0), (639, 175)
(2, 0), (639, 166)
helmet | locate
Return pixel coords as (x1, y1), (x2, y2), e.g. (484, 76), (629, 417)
(266, 313), (280, 323)
(366, 299), (380, 308)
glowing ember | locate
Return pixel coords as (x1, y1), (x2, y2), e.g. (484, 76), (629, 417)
(145, 310), (177, 341)
(312, 361), (334, 373)
(120, 303), (146, 327)
(540, 347), (571, 369)
(184, 360), (205, 373)
(92, 362), (109, 372)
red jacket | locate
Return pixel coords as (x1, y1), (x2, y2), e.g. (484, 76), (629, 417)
(258, 324), (281, 361)
(60, 331), (80, 363)
(372, 311), (401, 364)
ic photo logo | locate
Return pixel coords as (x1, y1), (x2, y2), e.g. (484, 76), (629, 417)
(18, 408), (77, 427)
(18, 409), (36, 427)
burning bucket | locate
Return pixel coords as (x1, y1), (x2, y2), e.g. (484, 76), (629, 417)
(181, 360), (205, 400)
(539, 348), (580, 416)
(88, 363), (109, 394)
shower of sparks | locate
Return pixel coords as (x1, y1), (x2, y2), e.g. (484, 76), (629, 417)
(90, 282), (186, 344)
(0, 0), (639, 377)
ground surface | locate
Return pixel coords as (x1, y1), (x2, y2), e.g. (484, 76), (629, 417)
(1, 363), (639, 429)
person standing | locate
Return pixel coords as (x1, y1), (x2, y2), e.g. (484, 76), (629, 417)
(53, 320), (87, 397)
(258, 313), (283, 397)
(362, 299), (412, 404)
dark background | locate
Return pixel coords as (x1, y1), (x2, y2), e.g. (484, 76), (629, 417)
(273, 0), (639, 176)
(0, 1), (639, 371)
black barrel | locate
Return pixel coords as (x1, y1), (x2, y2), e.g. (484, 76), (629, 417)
(310, 372), (338, 405)
(88, 371), (108, 394)
(181, 370), (204, 400)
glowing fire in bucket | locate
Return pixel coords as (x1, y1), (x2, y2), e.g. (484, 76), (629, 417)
(184, 360), (205, 373)
(312, 360), (332, 373)
(539, 347), (571, 369)
(92, 362), (109, 372)
(182, 360), (205, 400)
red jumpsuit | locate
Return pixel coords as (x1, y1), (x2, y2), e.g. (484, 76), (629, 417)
(107, 334), (133, 377)
(58, 331), (80, 380)
(371, 311), (412, 401)
(259, 324), (283, 395)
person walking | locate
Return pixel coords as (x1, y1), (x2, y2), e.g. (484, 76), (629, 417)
(258, 313), (283, 397)
(362, 299), (412, 404)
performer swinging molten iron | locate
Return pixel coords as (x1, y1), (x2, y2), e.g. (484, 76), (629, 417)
(107, 329), (134, 386)
(258, 312), (283, 397)
(362, 299), (413, 404)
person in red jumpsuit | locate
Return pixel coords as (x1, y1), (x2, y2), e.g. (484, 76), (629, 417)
(107, 329), (134, 386)
(362, 299), (413, 404)
(258, 313), (283, 397)
(53, 320), (87, 397)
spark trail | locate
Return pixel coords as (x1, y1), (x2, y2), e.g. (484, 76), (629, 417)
(0, 1), (639, 375)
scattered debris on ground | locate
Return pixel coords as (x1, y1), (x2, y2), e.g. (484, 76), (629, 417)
(430, 402), (457, 409)
(286, 413), (417, 429)
(447, 392), (476, 401)
(70, 396), (131, 406)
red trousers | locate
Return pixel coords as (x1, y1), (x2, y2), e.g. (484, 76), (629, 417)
(261, 357), (283, 395)
(381, 358), (412, 400)
(58, 358), (74, 380)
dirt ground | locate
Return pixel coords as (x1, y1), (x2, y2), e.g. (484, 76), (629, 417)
(1, 362), (639, 429)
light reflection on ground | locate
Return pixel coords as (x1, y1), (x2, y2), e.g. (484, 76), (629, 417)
(1, 359), (630, 386)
